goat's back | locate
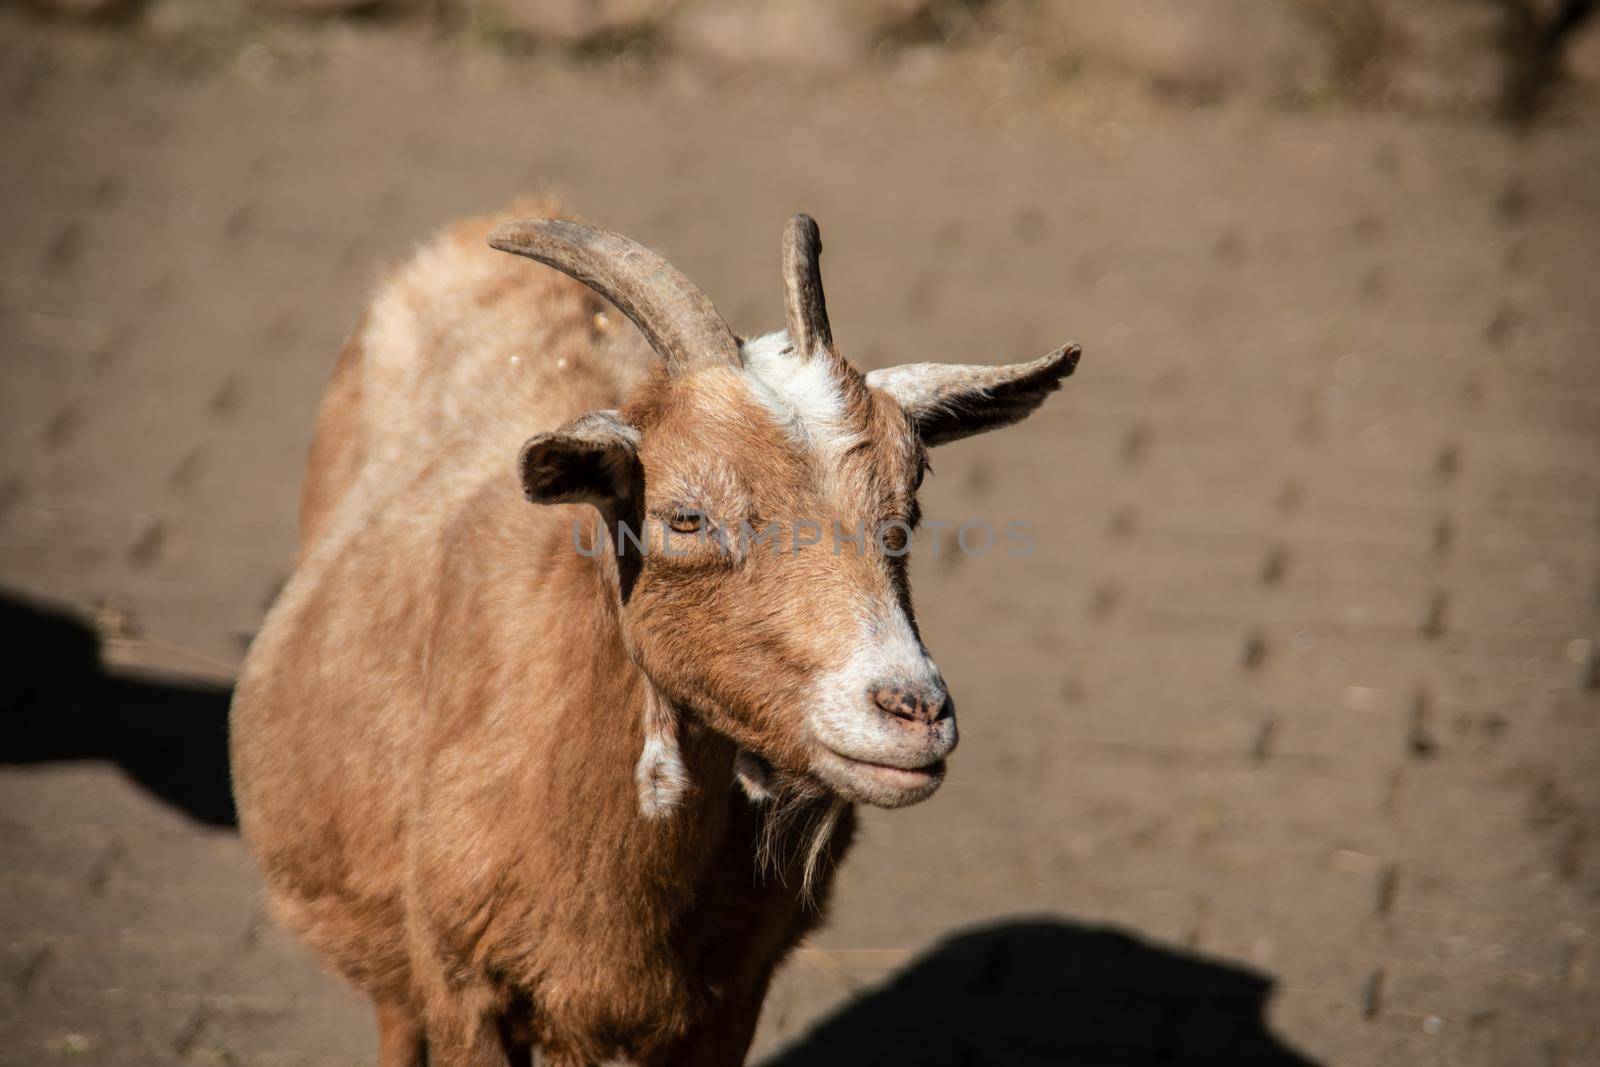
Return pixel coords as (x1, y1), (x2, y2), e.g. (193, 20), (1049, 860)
(298, 198), (654, 555)
(231, 201), (652, 1003)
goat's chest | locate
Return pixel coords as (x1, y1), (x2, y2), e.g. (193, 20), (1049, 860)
(480, 797), (858, 1057)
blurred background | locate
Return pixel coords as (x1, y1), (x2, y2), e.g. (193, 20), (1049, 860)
(2, 1), (1598, 1064)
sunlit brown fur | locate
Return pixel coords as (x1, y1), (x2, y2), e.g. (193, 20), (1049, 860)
(231, 200), (1074, 1066)
(233, 203), (879, 1066)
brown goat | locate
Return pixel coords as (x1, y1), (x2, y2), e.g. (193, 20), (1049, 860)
(230, 200), (1079, 1066)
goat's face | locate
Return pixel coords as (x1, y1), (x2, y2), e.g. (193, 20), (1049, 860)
(499, 215), (1078, 809)
(614, 344), (950, 808)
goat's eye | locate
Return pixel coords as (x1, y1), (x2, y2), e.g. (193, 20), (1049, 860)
(667, 508), (705, 534)
(879, 523), (911, 554)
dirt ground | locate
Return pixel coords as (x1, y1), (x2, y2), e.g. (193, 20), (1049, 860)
(2, 8), (1599, 1066)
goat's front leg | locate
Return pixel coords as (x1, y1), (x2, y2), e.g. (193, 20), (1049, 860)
(644, 990), (767, 1067)
(421, 1015), (511, 1067)
(374, 999), (425, 1067)
(413, 984), (519, 1067)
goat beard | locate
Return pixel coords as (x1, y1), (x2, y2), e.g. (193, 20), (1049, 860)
(744, 753), (848, 908)
(635, 685), (846, 907)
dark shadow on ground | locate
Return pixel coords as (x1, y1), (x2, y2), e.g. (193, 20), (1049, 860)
(764, 919), (1319, 1067)
(0, 591), (236, 826)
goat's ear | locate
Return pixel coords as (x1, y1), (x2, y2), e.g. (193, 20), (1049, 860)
(865, 344), (1080, 448)
(518, 410), (641, 509)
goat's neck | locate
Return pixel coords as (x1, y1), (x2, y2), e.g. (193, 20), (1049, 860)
(529, 516), (843, 921)
(546, 521), (742, 895)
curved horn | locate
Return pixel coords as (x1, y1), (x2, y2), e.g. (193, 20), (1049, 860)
(782, 213), (834, 358)
(489, 218), (740, 374)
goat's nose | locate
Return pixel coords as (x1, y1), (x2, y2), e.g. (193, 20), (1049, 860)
(870, 685), (949, 726)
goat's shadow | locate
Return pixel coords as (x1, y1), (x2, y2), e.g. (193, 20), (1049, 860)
(0, 590), (236, 826)
(764, 920), (1319, 1066)
(1, 591), (1318, 1065)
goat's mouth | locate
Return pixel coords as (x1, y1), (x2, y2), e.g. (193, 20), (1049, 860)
(809, 746), (946, 808)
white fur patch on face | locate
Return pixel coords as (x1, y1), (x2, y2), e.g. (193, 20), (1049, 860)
(806, 598), (951, 765)
(740, 331), (862, 462)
